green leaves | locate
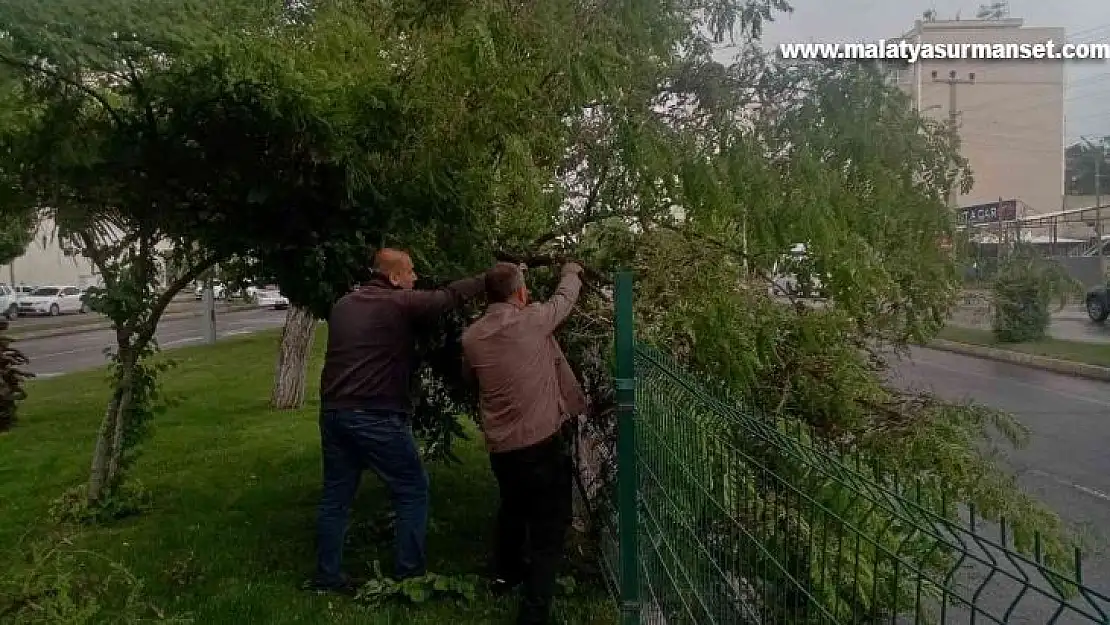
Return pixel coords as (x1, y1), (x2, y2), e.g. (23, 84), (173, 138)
(354, 568), (480, 607)
(991, 245), (1083, 343)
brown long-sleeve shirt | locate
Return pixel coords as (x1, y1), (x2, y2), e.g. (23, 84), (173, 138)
(461, 272), (588, 454)
(320, 275), (485, 413)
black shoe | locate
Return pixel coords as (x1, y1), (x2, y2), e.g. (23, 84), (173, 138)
(307, 574), (364, 596)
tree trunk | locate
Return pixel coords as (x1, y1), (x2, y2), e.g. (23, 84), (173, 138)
(87, 350), (136, 505)
(270, 305), (317, 410)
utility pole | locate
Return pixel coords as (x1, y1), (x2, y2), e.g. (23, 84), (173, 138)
(202, 276), (217, 344)
(1082, 136), (1105, 277)
(932, 69), (976, 210)
(1097, 144), (1104, 277)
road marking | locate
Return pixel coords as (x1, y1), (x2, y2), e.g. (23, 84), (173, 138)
(224, 329), (251, 337)
(909, 350), (1110, 409)
(1026, 469), (1110, 504)
(35, 372), (65, 379)
(32, 347), (89, 358)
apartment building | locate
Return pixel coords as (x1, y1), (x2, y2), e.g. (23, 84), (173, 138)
(886, 17), (1065, 219)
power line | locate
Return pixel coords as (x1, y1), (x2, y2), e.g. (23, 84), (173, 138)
(944, 78), (1110, 119)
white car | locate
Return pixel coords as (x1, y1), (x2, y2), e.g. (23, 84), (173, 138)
(0, 285), (17, 320)
(769, 243), (826, 300)
(17, 285), (85, 316)
(254, 288), (289, 310)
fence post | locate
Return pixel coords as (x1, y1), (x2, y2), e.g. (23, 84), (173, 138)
(614, 271), (640, 624)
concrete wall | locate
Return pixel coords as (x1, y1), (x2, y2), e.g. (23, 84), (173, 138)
(1049, 255), (1104, 288)
(893, 19), (1065, 217)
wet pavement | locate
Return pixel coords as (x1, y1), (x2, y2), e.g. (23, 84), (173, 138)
(888, 347), (1110, 600)
(15, 307), (289, 376)
(950, 305), (1110, 344)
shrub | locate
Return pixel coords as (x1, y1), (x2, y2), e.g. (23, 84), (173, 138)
(991, 247), (1080, 343)
(0, 320), (32, 432)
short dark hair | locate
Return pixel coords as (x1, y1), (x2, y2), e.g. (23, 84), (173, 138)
(486, 262), (524, 303)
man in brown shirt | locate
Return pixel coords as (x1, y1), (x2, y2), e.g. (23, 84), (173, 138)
(313, 248), (487, 594)
(461, 261), (587, 625)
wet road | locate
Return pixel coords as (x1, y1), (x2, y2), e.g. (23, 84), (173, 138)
(16, 307), (289, 377)
(889, 347), (1110, 597)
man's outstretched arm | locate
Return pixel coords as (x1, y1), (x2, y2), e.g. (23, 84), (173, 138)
(526, 263), (584, 334)
(400, 275), (486, 321)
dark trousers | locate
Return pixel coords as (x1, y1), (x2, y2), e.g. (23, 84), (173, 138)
(315, 408), (429, 585)
(489, 428), (573, 625)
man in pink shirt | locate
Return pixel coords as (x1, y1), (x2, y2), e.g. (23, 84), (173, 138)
(461, 261), (587, 625)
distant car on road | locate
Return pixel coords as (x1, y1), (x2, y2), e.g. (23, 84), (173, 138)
(194, 282), (227, 301)
(254, 288), (289, 310)
(1086, 283), (1109, 323)
(0, 285), (17, 320)
(17, 286), (85, 316)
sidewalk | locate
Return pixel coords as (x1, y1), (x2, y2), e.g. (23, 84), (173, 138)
(948, 304), (1110, 345)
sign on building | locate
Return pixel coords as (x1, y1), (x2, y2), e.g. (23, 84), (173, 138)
(957, 200), (1018, 226)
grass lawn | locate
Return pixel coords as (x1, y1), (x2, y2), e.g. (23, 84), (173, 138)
(937, 325), (1110, 367)
(0, 329), (615, 624)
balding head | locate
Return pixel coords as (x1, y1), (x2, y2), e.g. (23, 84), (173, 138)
(486, 262), (527, 306)
(373, 248), (417, 290)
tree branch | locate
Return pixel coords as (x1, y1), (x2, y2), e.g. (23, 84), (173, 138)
(530, 163), (614, 250)
(0, 54), (125, 128)
(77, 229), (119, 292)
(136, 253), (224, 348)
(493, 250), (608, 286)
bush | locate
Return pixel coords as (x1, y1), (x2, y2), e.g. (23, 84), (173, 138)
(991, 247), (1080, 343)
(0, 320), (32, 432)
(0, 533), (185, 624)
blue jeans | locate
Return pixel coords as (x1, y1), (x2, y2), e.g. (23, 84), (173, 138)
(315, 408), (429, 585)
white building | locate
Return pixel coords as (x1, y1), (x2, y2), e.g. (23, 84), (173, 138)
(886, 17), (1066, 217)
(2, 216), (99, 289)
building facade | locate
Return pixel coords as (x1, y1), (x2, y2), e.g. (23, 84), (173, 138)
(887, 17), (1065, 217)
(1, 216), (99, 289)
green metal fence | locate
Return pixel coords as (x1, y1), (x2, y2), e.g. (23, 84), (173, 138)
(592, 271), (1110, 624)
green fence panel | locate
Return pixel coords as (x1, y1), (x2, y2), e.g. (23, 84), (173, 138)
(588, 273), (1110, 624)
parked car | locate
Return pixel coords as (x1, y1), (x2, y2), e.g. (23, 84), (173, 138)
(768, 244), (827, 300)
(254, 288), (289, 310)
(1086, 283), (1109, 323)
(17, 286), (85, 316)
(0, 285), (17, 320)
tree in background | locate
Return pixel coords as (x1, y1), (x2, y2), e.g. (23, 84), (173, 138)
(0, 209), (36, 269)
(1065, 138), (1110, 196)
(991, 245), (1081, 343)
(0, 0), (338, 509)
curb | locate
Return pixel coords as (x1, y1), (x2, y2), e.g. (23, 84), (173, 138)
(9, 305), (263, 342)
(926, 339), (1110, 382)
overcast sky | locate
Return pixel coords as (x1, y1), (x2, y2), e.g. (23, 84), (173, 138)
(717, 0), (1109, 144)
